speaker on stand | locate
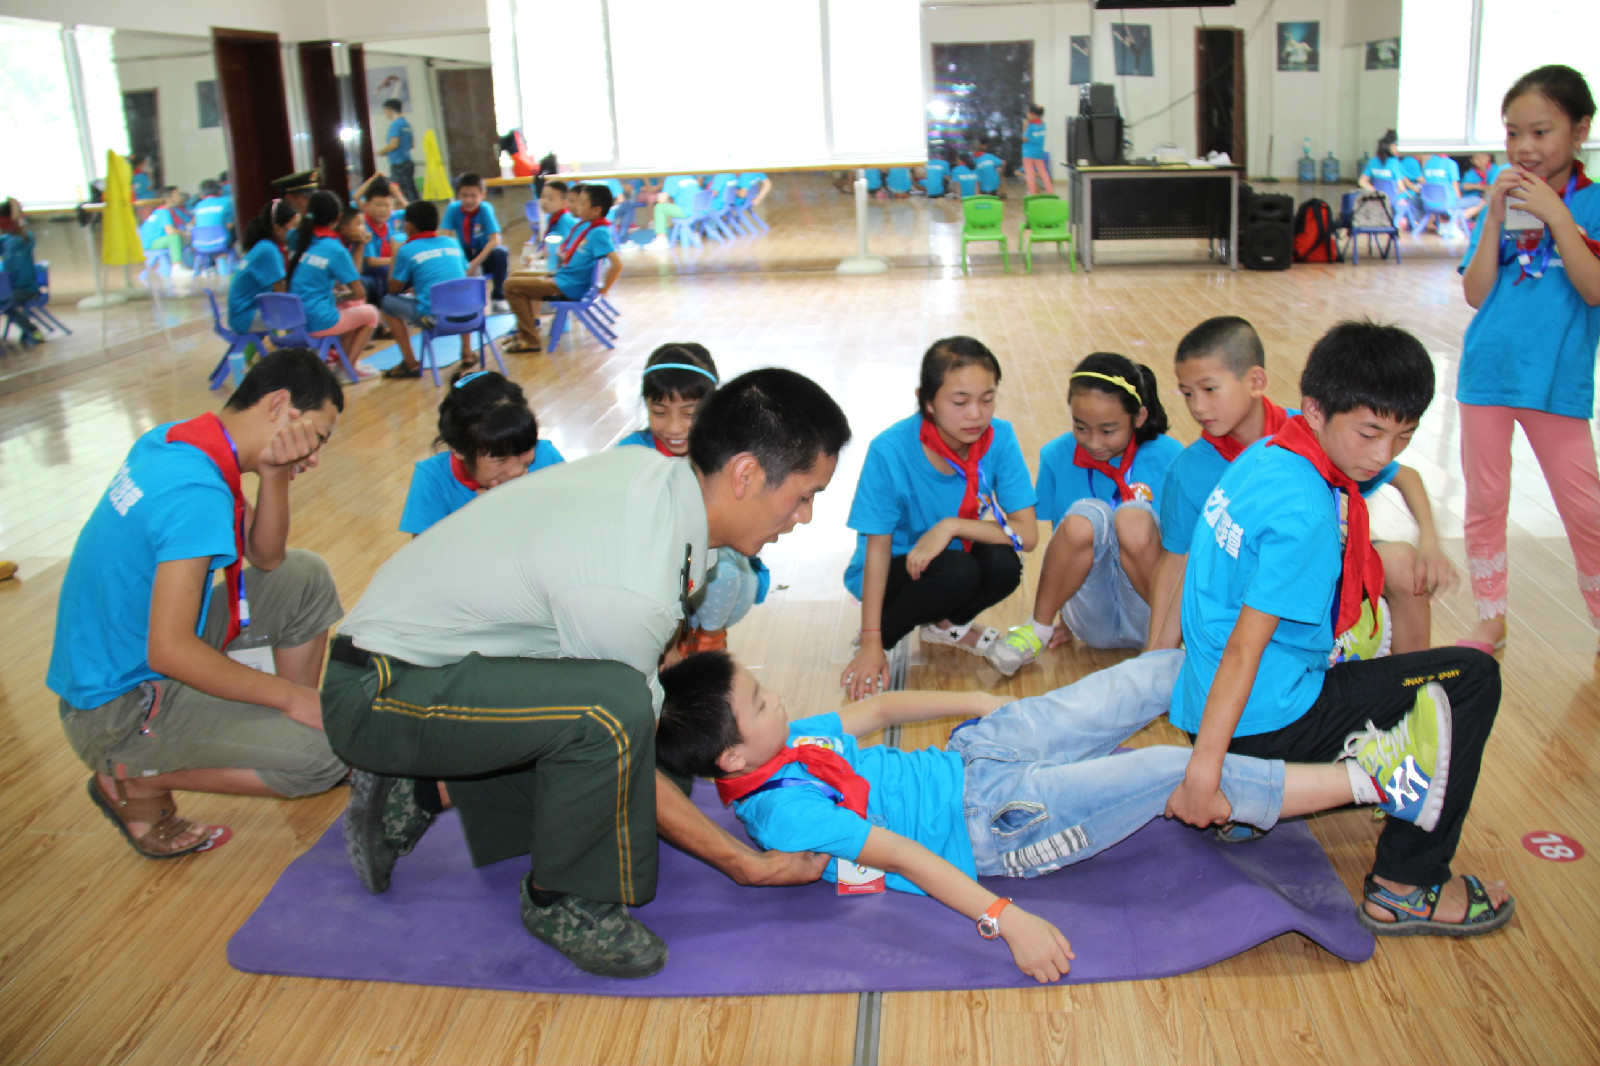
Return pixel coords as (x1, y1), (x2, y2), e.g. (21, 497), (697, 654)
(1239, 189), (1294, 270)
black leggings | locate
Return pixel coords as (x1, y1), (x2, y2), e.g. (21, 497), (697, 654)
(880, 543), (1022, 648)
(1227, 646), (1500, 887)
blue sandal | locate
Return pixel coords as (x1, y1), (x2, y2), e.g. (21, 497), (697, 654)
(1212, 823), (1269, 845)
(1356, 874), (1514, 937)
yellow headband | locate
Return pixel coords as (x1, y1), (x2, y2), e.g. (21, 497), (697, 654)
(1070, 371), (1142, 402)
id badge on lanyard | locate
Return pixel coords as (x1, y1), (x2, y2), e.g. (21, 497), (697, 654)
(1508, 172), (1578, 279)
(976, 468), (1024, 550)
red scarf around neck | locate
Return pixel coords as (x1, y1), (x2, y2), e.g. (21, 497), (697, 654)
(449, 452), (482, 492)
(559, 218), (611, 266)
(1204, 398), (1289, 462)
(363, 215), (393, 258)
(650, 434), (680, 459)
(1267, 416), (1385, 637)
(543, 208), (567, 239)
(458, 203), (482, 250)
(1072, 436), (1141, 502)
(716, 743), (870, 816)
(312, 226), (341, 241)
(412, 230), (437, 240)
(918, 418), (993, 551)
(165, 413), (247, 645)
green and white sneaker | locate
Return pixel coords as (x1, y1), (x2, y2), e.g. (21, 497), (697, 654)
(1341, 681), (1452, 832)
(984, 624), (1044, 677)
(1330, 596), (1392, 665)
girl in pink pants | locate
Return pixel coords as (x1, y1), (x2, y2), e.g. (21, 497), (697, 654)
(1458, 64), (1600, 652)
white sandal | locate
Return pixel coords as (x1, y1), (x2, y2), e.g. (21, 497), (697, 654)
(920, 624), (1002, 655)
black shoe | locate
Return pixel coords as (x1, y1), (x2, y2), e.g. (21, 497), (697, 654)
(342, 770), (435, 894)
(519, 875), (667, 978)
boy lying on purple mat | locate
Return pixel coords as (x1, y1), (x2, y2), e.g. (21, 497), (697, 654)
(657, 648), (1449, 983)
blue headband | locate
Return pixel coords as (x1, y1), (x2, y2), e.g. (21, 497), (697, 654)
(645, 362), (718, 384)
(453, 370), (491, 389)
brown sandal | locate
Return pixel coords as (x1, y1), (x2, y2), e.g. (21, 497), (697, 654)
(87, 777), (215, 859)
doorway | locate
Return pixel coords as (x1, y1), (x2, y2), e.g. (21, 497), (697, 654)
(438, 68), (498, 181)
(122, 90), (161, 186)
(1195, 27), (1246, 169)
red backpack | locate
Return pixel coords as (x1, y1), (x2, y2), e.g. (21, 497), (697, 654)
(1293, 198), (1340, 263)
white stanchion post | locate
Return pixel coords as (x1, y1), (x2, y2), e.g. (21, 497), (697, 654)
(836, 169), (891, 275)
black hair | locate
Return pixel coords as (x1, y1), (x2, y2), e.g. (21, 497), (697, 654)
(287, 189), (342, 280)
(1028, 103), (1044, 118)
(404, 200), (439, 231)
(1068, 352), (1168, 443)
(544, 179), (569, 195)
(455, 172), (484, 192)
(383, 97), (403, 113)
(218, 169), (229, 182)
(1174, 316), (1264, 376)
(688, 367), (852, 483)
(242, 198), (298, 251)
(0, 202), (11, 219)
(434, 370), (540, 462)
(225, 347), (345, 413)
(580, 183), (614, 216)
(1503, 64), (1596, 125)
(363, 176), (393, 201)
(656, 651), (742, 780)
(917, 336), (1002, 417)
(129, 153), (146, 167)
(1377, 129), (1397, 162)
(643, 343), (719, 404)
(1299, 320), (1435, 424)
(199, 179), (220, 198)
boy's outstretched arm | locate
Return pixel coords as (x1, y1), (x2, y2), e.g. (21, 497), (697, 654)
(1386, 465), (1460, 596)
(838, 689), (1008, 738)
(1166, 605), (1277, 827)
(856, 827), (1074, 984)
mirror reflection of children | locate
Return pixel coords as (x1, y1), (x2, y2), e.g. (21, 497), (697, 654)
(378, 200), (472, 379)
(1, 198), (44, 346)
(1021, 104), (1051, 194)
(138, 187), (191, 278)
(228, 199), (298, 341)
(1459, 152), (1509, 224)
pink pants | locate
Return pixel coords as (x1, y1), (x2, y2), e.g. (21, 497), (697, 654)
(1022, 157), (1052, 195)
(309, 303), (379, 338)
(1459, 402), (1600, 627)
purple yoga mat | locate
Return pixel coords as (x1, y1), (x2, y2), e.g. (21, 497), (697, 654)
(228, 789), (1373, 996)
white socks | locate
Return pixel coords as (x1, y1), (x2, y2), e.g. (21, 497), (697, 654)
(1028, 618), (1055, 643)
(1345, 758), (1383, 806)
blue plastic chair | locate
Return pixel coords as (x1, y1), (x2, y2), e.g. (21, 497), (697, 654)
(524, 199), (542, 233)
(140, 246), (172, 284)
(706, 184), (741, 241)
(547, 279), (616, 351)
(191, 226), (237, 278)
(255, 292), (362, 384)
(417, 277), (506, 386)
(669, 190), (717, 249)
(732, 179), (770, 233)
(22, 262), (70, 336)
(1345, 191), (1402, 264)
(586, 261), (620, 324)
(1417, 183), (1463, 237)
(0, 272), (21, 346)
(202, 287), (271, 389)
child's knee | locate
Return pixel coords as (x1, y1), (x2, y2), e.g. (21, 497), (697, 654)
(1113, 506), (1159, 555)
(1055, 514), (1097, 555)
(1377, 541), (1418, 595)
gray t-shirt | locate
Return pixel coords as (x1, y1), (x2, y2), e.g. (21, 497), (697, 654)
(340, 447), (709, 713)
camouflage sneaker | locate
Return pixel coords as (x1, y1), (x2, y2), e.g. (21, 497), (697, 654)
(342, 770), (436, 895)
(519, 875), (668, 979)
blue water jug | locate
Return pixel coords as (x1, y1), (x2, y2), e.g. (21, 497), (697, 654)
(1322, 152), (1340, 184)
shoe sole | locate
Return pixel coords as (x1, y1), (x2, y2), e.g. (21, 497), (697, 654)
(343, 770), (399, 895)
(982, 645), (1030, 677)
(1356, 894), (1514, 938)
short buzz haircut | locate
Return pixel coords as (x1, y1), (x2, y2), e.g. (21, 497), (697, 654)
(656, 651), (742, 780)
(404, 200), (439, 231)
(580, 183), (614, 216)
(455, 172), (484, 191)
(225, 348), (345, 414)
(1175, 316), (1265, 377)
(383, 97), (403, 112)
(544, 179), (569, 195)
(687, 368), (852, 484)
(1299, 320), (1435, 425)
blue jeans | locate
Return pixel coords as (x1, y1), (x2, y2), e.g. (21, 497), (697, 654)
(949, 650), (1286, 878)
(1058, 498), (1153, 650)
(690, 547), (759, 631)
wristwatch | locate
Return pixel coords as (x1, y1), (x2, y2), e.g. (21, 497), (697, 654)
(977, 897), (1013, 940)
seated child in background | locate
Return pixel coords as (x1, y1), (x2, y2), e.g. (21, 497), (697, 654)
(1021, 104), (1051, 194)
(708, 173), (739, 199)
(1145, 317), (1457, 657)
(648, 175), (702, 248)
(952, 157), (979, 198)
(502, 183), (621, 354)
(1, 198), (44, 346)
(657, 648), (1448, 984)
(885, 168), (914, 198)
(1459, 152), (1508, 223)
(355, 175), (406, 313)
(1167, 321), (1511, 937)
(973, 142), (1004, 196)
(865, 168), (885, 198)
(398, 370), (564, 535)
(441, 172), (510, 314)
(287, 190), (379, 378)
(1419, 154), (1463, 232)
(617, 344), (768, 654)
(737, 172), (771, 207)
(190, 179), (235, 242)
(922, 153), (951, 198)
(840, 336), (1038, 700)
(378, 200), (472, 379)
(129, 154), (154, 201)
(138, 187), (190, 274)
(538, 180), (575, 244)
(985, 353), (1181, 676)
(227, 199), (298, 338)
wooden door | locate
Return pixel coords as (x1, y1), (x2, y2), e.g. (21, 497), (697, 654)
(437, 68), (499, 183)
(212, 28), (294, 226)
(298, 41), (350, 204)
(1195, 27), (1247, 170)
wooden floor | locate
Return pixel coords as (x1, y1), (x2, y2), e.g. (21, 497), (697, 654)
(2, 181), (1598, 1066)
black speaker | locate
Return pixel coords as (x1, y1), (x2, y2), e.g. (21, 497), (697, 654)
(1240, 219), (1293, 270)
(1068, 115), (1124, 166)
(1080, 83), (1117, 117)
(1247, 193), (1294, 224)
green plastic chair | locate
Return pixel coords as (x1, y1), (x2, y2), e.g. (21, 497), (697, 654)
(960, 196), (1008, 275)
(1021, 194), (1073, 273)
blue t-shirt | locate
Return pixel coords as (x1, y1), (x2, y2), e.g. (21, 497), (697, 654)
(617, 429), (658, 450)
(544, 211), (578, 242)
(843, 414), (1036, 598)
(1, 230), (37, 293)
(552, 221), (616, 300)
(886, 168), (913, 194)
(664, 176), (701, 210)
(975, 154), (1003, 193)
(441, 201), (501, 256)
(952, 166), (979, 197)
(227, 240), (287, 333)
(1361, 157), (1405, 188)
(47, 423), (237, 710)
(1456, 181), (1600, 418)
(1399, 157), (1423, 185)
(289, 235), (359, 332)
(131, 171), (153, 200)
(730, 712), (973, 894)
(738, 172), (768, 191)
(398, 442), (566, 535)
(864, 169), (883, 192)
(1157, 409), (1398, 553)
(361, 216), (406, 262)
(386, 116), (414, 165)
(191, 195), (234, 232)
(923, 160), (949, 196)
(1170, 441), (1344, 737)
(1421, 155), (1460, 188)
(390, 235), (468, 316)
(1035, 433), (1183, 525)
(1462, 163), (1510, 196)
(1023, 122), (1047, 160)
(708, 174), (738, 196)
(139, 207), (176, 248)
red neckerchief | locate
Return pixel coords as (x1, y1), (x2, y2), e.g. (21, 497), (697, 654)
(363, 214), (393, 258)
(412, 231), (437, 241)
(542, 208), (567, 239)
(165, 413), (247, 646)
(1205, 398), (1288, 463)
(312, 227), (340, 240)
(1509, 161), (1600, 283)
(650, 434), (679, 459)
(918, 418), (993, 551)
(716, 743), (869, 816)
(1268, 416), (1385, 637)
(1073, 437), (1141, 502)
(0, 216), (20, 235)
(559, 218), (611, 266)
(459, 203), (481, 249)
(449, 453), (482, 492)
(1562, 161), (1600, 259)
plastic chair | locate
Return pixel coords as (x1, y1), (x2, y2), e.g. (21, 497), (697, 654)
(960, 196), (1009, 274)
(202, 287), (271, 389)
(23, 262), (70, 335)
(729, 184), (769, 235)
(1417, 183), (1463, 237)
(1020, 195), (1073, 273)
(255, 292), (363, 384)
(191, 226), (237, 278)
(140, 246), (172, 284)
(669, 190), (717, 249)
(547, 282), (616, 351)
(1346, 191), (1402, 264)
(0, 272), (19, 346)
(587, 260), (620, 324)
(418, 277), (506, 386)
(1370, 177), (1419, 231)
